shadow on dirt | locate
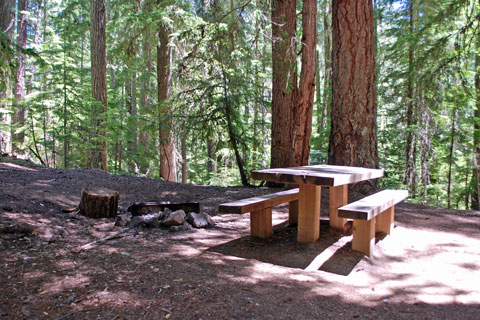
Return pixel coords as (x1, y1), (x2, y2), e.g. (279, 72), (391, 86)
(209, 219), (364, 275)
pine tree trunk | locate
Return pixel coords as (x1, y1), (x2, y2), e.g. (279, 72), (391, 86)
(321, 0), (332, 140)
(404, 0), (418, 197)
(90, 0), (108, 171)
(315, 45), (323, 138)
(224, 89), (249, 186)
(447, 108), (456, 209)
(291, 0), (317, 166)
(271, 0), (297, 169)
(0, 0), (15, 154)
(157, 20), (177, 182)
(127, 72), (138, 174)
(207, 138), (217, 174)
(181, 133), (187, 183)
(12, 0), (28, 154)
(139, 1), (154, 175)
(328, 0), (378, 176)
(472, 32), (480, 210)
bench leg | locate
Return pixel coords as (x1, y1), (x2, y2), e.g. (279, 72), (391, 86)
(375, 206), (395, 235)
(352, 219), (375, 257)
(329, 185), (348, 231)
(250, 208), (272, 239)
(288, 200), (298, 226)
(298, 184), (321, 242)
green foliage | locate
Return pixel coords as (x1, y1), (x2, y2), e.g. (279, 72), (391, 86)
(376, 0), (479, 209)
(1, 0), (478, 209)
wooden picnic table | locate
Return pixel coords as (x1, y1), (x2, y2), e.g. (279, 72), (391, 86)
(251, 164), (384, 243)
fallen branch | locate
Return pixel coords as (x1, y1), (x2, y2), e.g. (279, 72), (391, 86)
(73, 232), (133, 253)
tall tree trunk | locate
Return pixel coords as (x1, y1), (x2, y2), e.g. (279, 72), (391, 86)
(157, 20), (177, 182)
(271, 0), (297, 169)
(328, 0), (378, 177)
(404, 0), (417, 197)
(127, 71), (138, 174)
(12, 0), (28, 154)
(291, 0), (317, 166)
(447, 108), (456, 209)
(139, 0), (154, 175)
(315, 45), (323, 138)
(223, 80), (249, 186)
(207, 138), (217, 174)
(63, 30), (69, 168)
(252, 4), (262, 170)
(271, 0), (317, 169)
(320, 0), (332, 141)
(90, 0), (108, 171)
(181, 133), (187, 183)
(0, 0), (15, 154)
(472, 31), (480, 210)
(0, 0), (15, 33)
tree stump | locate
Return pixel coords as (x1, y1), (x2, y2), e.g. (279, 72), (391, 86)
(79, 187), (119, 218)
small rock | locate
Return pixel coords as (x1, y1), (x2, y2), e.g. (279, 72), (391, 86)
(169, 222), (193, 232)
(162, 210), (186, 226)
(115, 213), (132, 227)
(63, 294), (76, 304)
(128, 215), (146, 228)
(186, 212), (215, 228)
(144, 212), (164, 228)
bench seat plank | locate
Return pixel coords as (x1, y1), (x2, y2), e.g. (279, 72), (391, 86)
(338, 189), (408, 221)
(218, 188), (299, 214)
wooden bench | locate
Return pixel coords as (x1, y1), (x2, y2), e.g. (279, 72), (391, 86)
(218, 188), (300, 239)
(338, 189), (408, 257)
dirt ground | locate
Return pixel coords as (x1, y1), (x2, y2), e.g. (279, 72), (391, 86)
(1, 156), (480, 319)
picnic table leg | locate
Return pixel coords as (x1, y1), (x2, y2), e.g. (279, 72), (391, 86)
(375, 206), (395, 235)
(250, 208), (272, 239)
(352, 219), (375, 257)
(329, 185), (348, 231)
(297, 184), (321, 243)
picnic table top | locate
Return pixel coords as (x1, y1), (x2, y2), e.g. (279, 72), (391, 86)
(251, 164), (384, 187)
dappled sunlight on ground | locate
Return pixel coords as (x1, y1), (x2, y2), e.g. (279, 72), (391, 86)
(351, 223), (480, 305)
(39, 274), (91, 294)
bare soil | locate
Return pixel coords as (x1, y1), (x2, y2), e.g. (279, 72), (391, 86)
(1, 156), (480, 319)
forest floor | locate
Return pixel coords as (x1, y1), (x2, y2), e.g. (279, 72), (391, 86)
(1, 156), (480, 320)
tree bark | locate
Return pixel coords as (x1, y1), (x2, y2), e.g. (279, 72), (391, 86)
(271, 0), (317, 169)
(12, 0), (28, 154)
(404, 0), (417, 197)
(472, 31), (480, 210)
(328, 0), (378, 174)
(224, 92), (249, 186)
(90, 0), (108, 171)
(271, 0), (297, 169)
(207, 138), (217, 173)
(79, 187), (119, 218)
(139, 0), (154, 175)
(447, 108), (456, 209)
(321, 0), (332, 139)
(181, 133), (187, 183)
(157, 20), (177, 182)
(291, 0), (317, 166)
(127, 71), (138, 174)
(0, 0), (15, 154)
(0, 0), (15, 34)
